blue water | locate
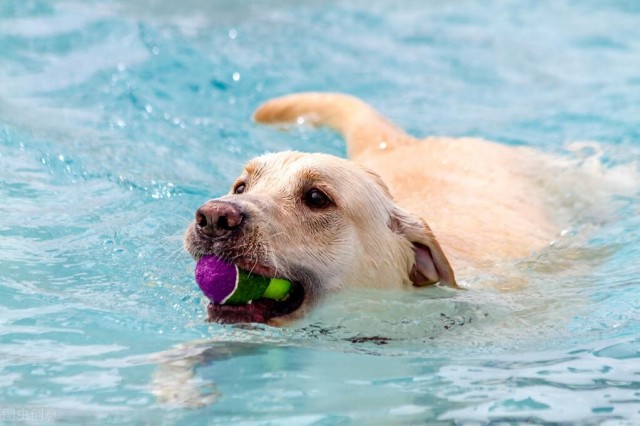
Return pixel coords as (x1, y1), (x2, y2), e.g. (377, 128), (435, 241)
(1, 0), (640, 423)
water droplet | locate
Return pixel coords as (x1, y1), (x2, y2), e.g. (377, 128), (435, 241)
(228, 29), (238, 39)
(58, 154), (65, 161)
(151, 46), (160, 55)
(379, 141), (388, 150)
(232, 72), (240, 81)
(145, 104), (153, 114)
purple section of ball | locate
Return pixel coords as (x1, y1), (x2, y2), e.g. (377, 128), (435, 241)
(194, 255), (237, 304)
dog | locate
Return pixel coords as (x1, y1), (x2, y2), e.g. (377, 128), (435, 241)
(183, 92), (568, 325)
(163, 92), (635, 407)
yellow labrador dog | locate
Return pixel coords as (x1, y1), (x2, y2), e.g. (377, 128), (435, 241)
(184, 92), (560, 325)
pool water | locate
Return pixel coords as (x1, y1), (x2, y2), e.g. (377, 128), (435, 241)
(1, 0), (640, 423)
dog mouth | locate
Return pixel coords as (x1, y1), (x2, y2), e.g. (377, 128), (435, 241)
(185, 223), (307, 324)
(206, 280), (305, 324)
(204, 258), (306, 324)
(205, 257), (306, 324)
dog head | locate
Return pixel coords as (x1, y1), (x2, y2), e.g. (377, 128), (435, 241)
(184, 151), (456, 324)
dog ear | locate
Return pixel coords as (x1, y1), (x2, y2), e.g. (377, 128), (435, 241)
(390, 207), (458, 288)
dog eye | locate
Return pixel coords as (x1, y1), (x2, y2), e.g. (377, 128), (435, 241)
(304, 188), (331, 209)
(233, 183), (246, 194)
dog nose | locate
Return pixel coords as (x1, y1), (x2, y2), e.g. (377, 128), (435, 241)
(195, 201), (244, 237)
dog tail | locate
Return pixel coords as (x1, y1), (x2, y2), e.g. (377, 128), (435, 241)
(253, 92), (418, 158)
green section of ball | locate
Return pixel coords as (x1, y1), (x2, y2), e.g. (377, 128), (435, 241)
(263, 278), (292, 301)
(224, 269), (270, 305)
(222, 268), (293, 305)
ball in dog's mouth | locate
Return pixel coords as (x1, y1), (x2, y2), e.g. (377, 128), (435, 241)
(195, 255), (305, 324)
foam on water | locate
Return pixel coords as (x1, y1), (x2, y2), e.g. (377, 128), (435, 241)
(1, 0), (640, 423)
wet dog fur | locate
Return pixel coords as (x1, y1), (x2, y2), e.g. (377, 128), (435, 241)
(184, 92), (560, 324)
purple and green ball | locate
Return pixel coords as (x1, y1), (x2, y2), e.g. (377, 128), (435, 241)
(195, 255), (292, 305)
